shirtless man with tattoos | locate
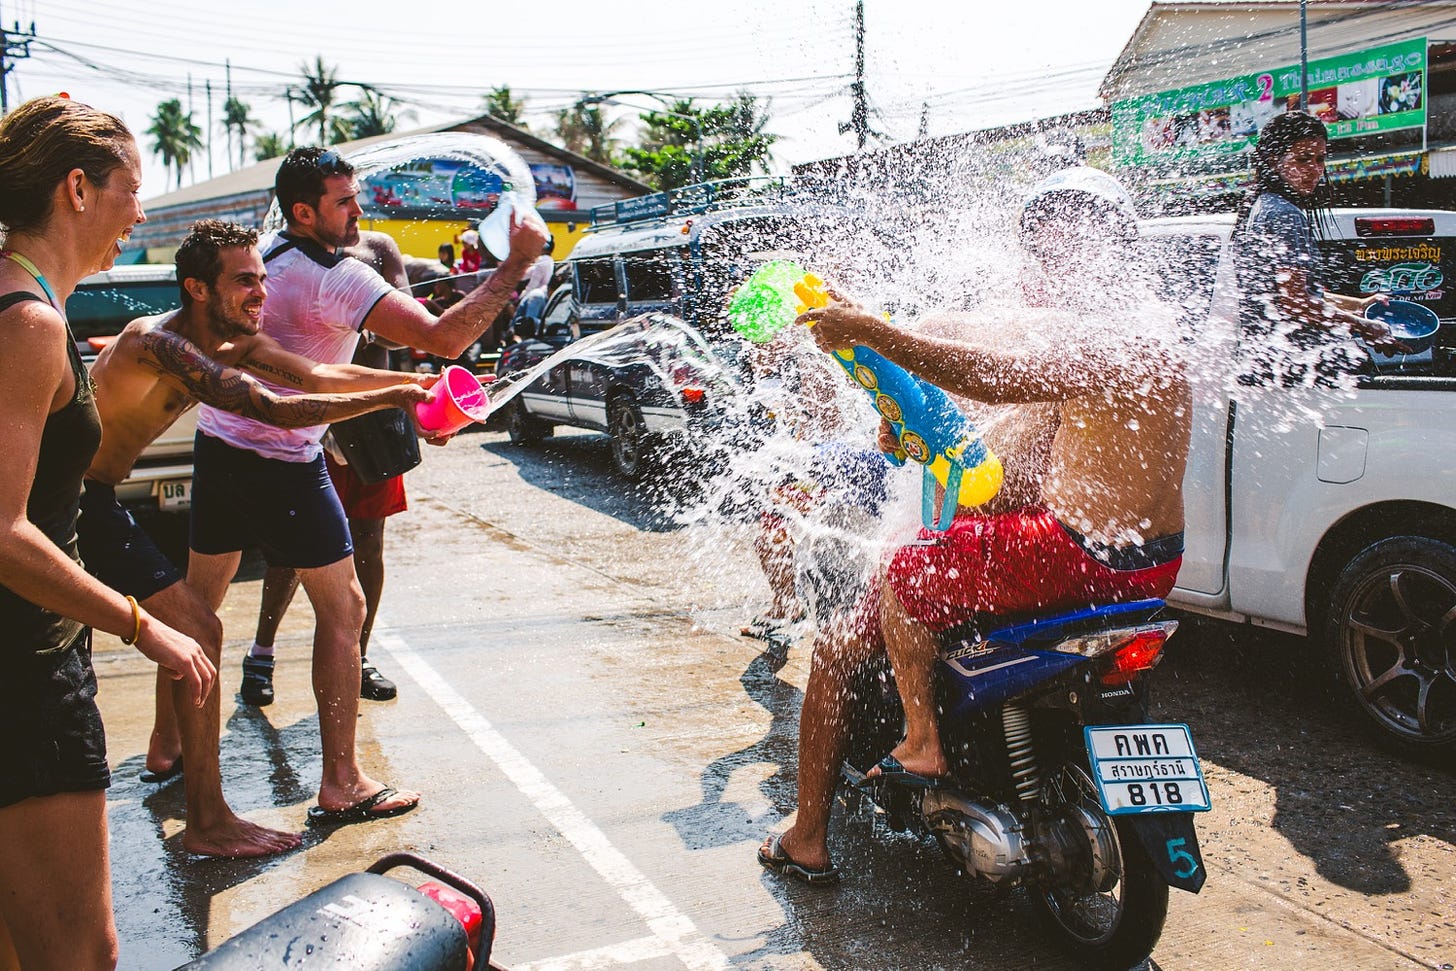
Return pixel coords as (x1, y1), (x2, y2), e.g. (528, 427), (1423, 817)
(81, 218), (431, 857)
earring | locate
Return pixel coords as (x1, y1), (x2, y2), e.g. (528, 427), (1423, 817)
(79, 206), (86, 212)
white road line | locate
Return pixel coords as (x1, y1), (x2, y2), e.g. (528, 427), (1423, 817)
(512, 935), (675, 971)
(374, 631), (730, 971)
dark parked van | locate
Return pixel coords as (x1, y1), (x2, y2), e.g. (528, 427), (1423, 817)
(563, 177), (839, 337)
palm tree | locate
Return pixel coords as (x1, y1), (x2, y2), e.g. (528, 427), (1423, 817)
(295, 55), (350, 145)
(222, 95), (254, 170)
(147, 98), (203, 190)
(253, 131), (287, 162)
(344, 87), (413, 140)
(482, 85), (527, 128)
(553, 96), (623, 165)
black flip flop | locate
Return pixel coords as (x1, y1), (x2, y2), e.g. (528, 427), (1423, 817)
(140, 757), (183, 784)
(758, 834), (840, 886)
(863, 754), (945, 789)
(306, 786), (419, 828)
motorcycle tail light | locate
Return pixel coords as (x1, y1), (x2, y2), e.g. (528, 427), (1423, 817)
(416, 880), (482, 962)
(681, 386), (706, 404)
(1099, 624), (1176, 685)
(1054, 621), (1177, 661)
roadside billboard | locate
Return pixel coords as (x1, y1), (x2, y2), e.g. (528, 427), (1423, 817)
(1112, 38), (1427, 169)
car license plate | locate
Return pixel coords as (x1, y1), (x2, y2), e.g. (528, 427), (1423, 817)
(1084, 723), (1211, 815)
(157, 478), (192, 511)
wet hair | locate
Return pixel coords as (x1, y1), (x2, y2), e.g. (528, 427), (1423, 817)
(274, 146), (354, 225)
(175, 219), (259, 304)
(0, 96), (135, 237)
(1234, 109), (1330, 231)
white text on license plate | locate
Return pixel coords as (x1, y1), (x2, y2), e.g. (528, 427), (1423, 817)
(157, 478), (192, 511)
(1084, 724), (1211, 815)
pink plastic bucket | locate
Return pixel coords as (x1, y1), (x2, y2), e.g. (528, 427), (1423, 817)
(415, 365), (490, 435)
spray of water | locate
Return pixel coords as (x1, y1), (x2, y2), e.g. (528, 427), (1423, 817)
(261, 132), (537, 233)
(291, 132), (1380, 645)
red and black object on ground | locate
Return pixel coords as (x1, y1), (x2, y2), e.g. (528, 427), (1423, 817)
(178, 852), (501, 970)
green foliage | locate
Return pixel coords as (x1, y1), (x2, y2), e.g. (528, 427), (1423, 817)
(553, 96), (624, 164)
(146, 98), (203, 190)
(618, 92), (777, 191)
(344, 87), (413, 140)
(482, 85), (527, 129)
(294, 55), (352, 146)
(222, 96), (254, 169)
(253, 131), (287, 162)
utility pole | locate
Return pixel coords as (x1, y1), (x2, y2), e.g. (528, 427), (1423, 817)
(840, 0), (869, 151)
(1298, 0), (1309, 109)
(205, 79), (213, 179)
(187, 73), (195, 186)
(224, 60), (233, 169)
(0, 17), (37, 115)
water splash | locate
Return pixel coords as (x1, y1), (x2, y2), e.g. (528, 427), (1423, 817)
(261, 132), (537, 232)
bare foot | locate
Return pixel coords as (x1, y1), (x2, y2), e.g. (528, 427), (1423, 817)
(317, 776), (421, 816)
(865, 745), (948, 781)
(145, 732), (182, 777)
(183, 816), (302, 858)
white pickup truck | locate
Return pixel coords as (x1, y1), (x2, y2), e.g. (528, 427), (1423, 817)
(1139, 209), (1456, 757)
(67, 264), (195, 512)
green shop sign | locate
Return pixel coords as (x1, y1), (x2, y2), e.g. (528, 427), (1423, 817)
(1112, 37), (1427, 167)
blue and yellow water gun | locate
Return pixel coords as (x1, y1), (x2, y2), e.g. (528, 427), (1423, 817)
(728, 260), (1002, 531)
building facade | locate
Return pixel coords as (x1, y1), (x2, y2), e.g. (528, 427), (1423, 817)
(130, 114), (652, 262)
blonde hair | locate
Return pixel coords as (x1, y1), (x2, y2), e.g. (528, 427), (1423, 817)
(0, 96), (134, 235)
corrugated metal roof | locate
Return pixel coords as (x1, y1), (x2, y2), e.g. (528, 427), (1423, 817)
(1102, 1), (1456, 101)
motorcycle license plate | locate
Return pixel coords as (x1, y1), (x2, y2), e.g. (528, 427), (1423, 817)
(1084, 724), (1211, 815)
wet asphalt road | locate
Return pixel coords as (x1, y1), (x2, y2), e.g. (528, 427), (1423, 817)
(95, 427), (1455, 970)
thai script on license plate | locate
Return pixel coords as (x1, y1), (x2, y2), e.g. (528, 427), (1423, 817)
(1084, 723), (1211, 815)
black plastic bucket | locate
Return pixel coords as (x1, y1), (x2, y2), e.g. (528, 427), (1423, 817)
(329, 408), (421, 484)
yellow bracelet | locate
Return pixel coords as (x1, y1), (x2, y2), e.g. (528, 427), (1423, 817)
(120, 595), (142, 645)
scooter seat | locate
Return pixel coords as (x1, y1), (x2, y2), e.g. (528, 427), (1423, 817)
(940, 599), (1166, 654)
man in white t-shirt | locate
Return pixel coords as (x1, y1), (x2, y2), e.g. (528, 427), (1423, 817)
(186, 146), (549, 826)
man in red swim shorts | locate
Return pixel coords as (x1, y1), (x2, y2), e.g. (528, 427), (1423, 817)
(759, 167), (1193, 886)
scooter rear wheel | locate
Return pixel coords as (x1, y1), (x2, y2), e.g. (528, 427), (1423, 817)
(1027, 763), (1169, 971)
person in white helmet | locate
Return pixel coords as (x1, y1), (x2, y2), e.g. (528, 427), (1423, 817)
(759, 168), (1193, 886)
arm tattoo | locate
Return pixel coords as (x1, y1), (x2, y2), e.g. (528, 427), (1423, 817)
(243, 357), (307, 388)
(138, 329), (319, 425)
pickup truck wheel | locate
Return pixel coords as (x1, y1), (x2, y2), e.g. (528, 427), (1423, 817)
(1327, 537), (1456, 754)
(607, 396), (655, 481)
(506, 399), (552, 446)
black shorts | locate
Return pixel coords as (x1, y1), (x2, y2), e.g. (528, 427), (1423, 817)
(78, 480), (183, 601)
(0, 632), (110, 808)
(190, 432), (354, 569)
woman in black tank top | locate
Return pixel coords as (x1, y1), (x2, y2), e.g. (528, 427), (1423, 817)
(0, 97), (215, 970)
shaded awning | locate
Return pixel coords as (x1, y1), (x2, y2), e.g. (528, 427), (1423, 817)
(1324, 151), (1424, 183)
(1429, 147), (1456, 179)
(1143, 148), (1428, 200)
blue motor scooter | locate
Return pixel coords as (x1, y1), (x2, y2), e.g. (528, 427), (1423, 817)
(843, 598), (1209, 971)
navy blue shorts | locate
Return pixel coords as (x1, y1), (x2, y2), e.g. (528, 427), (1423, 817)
(78, 480), (183, 601)
(0, 631), (110, 808)
(190, 432), (354, 569)
(810, 442), (890, 515)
